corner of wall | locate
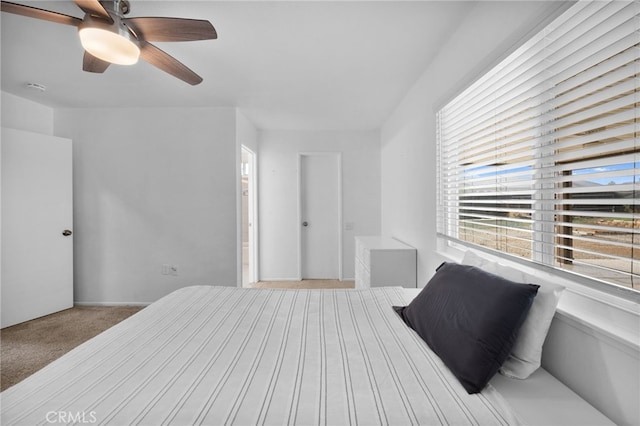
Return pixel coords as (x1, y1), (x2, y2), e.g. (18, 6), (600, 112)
(1, 91), (54, 135)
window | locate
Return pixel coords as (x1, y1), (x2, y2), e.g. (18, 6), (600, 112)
(437, 0), (639, 291)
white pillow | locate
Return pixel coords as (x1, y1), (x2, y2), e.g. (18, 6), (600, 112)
(461, 250), (565, 379)
(499, 281), (564, 378)
(462, 250), (526, 282)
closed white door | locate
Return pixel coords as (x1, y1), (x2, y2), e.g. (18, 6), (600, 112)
(299, 153), (341, 279)
(1, 128), (74, 328)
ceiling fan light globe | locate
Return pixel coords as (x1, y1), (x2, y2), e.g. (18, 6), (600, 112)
(79, 27), (140, 65)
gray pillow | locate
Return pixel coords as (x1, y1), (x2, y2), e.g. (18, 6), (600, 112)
(394, 262), (539, 394)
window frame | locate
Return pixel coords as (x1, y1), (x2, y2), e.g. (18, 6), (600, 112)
(435, 0), (640, 302)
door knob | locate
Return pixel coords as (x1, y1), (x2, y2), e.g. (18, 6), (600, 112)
(302, 222), (308, 227)
(62, 230), (72, 236)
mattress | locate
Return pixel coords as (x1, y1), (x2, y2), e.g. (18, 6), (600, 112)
(1, 286), (521, 425)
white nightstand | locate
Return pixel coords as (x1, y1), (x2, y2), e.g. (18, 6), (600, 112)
(355, 236), (417, 288)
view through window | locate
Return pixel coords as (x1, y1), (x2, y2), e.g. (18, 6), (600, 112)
(437, 0), (639, 291)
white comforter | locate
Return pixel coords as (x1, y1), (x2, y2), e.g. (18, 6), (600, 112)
(1, 286), (520, 425)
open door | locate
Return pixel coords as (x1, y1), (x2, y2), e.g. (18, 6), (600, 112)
(1, 128), (73, 328)
(241, 146), (258, 287)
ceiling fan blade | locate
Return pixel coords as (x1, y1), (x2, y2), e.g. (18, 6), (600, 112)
(139, 41), (203, 86)
(1, 1), (82, 26)
(73, 0), (112, 23)
(83, 51), (110, 73)
(124, 17), (217, 42)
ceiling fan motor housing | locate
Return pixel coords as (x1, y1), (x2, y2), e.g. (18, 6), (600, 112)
(100, 0), (131, 16)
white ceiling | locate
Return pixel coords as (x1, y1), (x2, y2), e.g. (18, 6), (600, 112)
(1, 1), (477, 130)
(17, 0), (589, 133)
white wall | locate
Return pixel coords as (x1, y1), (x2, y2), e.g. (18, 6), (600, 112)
(1, 91), (53, 134)
(236, 110), (258, 154)
(259, 130), (380, 281)
(55, 107), (238, 304)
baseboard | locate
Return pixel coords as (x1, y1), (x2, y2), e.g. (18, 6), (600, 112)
(258, 277), (301, 282)
(74, 301), (150, 307)
(259, 278), (355, 282)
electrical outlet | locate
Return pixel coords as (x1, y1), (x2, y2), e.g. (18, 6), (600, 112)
(170, 265), (179, 276)
(161, 264), (171, 275)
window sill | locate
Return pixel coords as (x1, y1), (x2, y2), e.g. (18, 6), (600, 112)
(435, 245), (640, 354)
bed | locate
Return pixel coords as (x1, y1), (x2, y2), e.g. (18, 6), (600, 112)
(1, 285), (523, 426)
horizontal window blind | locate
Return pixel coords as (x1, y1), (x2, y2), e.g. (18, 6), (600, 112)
(437, 0), (639, 290)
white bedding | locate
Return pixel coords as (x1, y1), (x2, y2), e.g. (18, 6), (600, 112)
(1, 286), (521, 425)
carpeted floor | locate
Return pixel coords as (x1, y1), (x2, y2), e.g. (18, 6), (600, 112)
(0, 281), (354, 392)
(0, 305), (143, 392)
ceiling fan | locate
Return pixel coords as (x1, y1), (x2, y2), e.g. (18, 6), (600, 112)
(1, 0), (217, 85)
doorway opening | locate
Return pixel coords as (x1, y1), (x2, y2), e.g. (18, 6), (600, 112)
(241, 146), (258, 287)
